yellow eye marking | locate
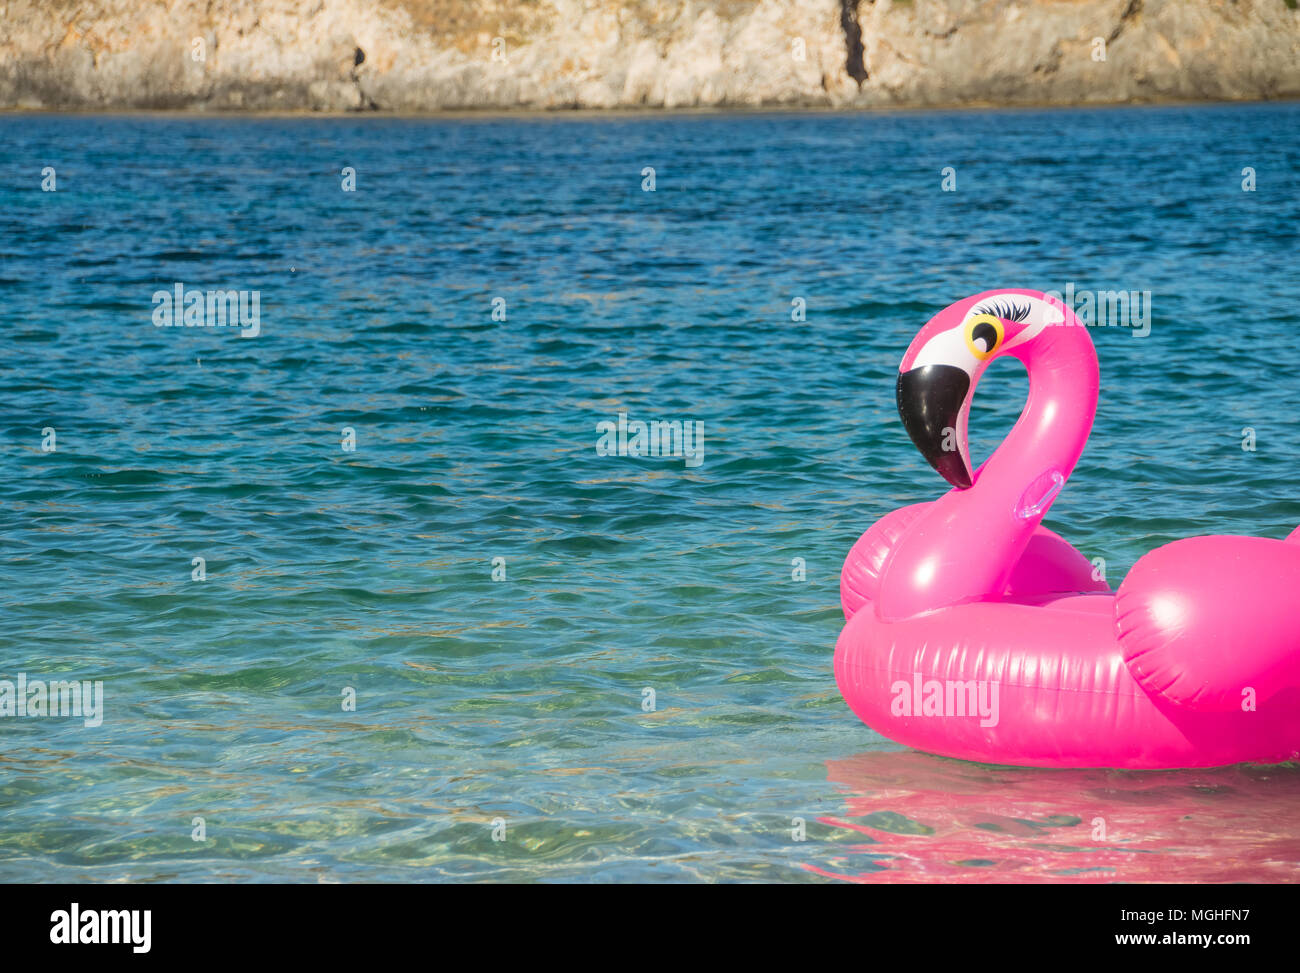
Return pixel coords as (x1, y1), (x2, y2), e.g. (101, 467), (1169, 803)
(964, 313), (1005, 360)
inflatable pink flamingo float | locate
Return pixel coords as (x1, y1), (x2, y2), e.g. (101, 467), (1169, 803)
(835, 288), (1300, 769)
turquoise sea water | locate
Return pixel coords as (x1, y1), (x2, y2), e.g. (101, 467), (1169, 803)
(2, 103), (1300, 882)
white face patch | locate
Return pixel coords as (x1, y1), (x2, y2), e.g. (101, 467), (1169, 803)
(908, 295), (1064, 375)
(910, 326), (978, 374)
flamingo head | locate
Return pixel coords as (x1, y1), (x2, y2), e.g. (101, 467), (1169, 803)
(896, 289), (1068, 489)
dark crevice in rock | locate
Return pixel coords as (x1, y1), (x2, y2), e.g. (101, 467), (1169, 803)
(350, 45), (378, 110)
(1107, 0), (1144, 43)
(1034, 40), (1064, 76)
(840, 0), (870, 85)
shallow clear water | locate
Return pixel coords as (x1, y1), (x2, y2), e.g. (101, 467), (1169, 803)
(2, 104), (1299, 882)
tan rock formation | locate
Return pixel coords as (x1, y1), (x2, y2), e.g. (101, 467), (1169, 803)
(0, 0), (1296, 111)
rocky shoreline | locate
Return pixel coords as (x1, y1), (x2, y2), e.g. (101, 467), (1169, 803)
(2, 0), (1298, 113)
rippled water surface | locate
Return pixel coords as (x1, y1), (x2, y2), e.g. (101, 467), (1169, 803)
(2, 104), (1299, 882)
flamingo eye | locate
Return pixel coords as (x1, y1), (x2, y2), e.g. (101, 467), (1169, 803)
(964, 314), (1004, 360)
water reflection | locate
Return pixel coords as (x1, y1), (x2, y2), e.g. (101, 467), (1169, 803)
(809, 750), (1300, 883)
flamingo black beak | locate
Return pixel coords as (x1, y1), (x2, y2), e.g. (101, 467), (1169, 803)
(897, 364), (973, 489)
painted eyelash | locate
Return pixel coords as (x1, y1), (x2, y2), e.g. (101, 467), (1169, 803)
(974, 299), (1031, 323)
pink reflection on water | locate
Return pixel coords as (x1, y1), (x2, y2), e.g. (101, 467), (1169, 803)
(808, 750), (1300, 883)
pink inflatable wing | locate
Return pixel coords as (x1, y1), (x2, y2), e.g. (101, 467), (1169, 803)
(1116, 535), (1300, 711)
(835, 288), (1300, 769)
(841, 502), (1107, 622)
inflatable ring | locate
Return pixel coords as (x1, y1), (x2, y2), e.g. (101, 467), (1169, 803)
(835, 288), (1300, 768)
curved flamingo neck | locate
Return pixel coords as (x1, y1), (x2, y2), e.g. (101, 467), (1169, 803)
(973, 322), (1099, 511)
(875, 321), (1099, 622)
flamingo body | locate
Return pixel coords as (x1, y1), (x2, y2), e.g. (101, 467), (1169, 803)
(836, 289), (1300, 768)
